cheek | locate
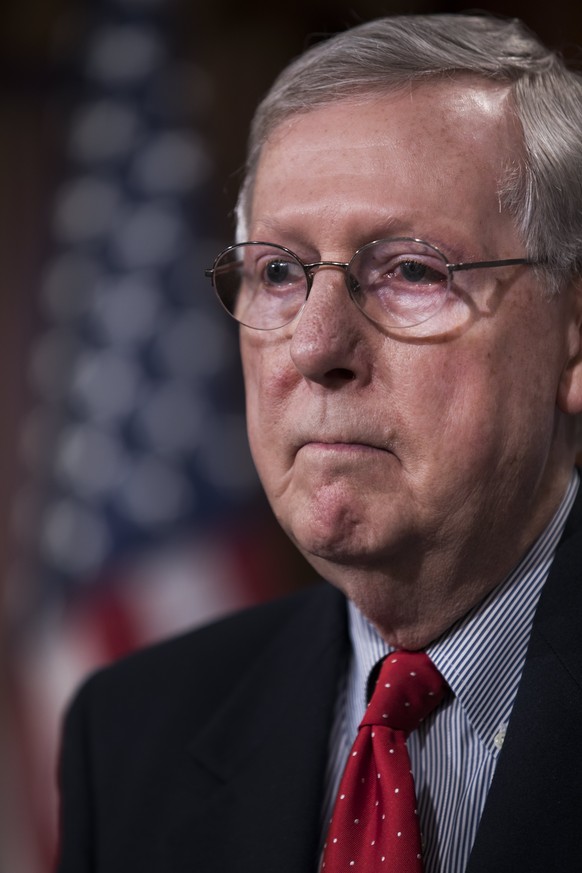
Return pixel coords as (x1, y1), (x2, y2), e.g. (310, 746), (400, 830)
(241, 338), (299, 461)
(410, 332), (557, 472)
(390, 345), (476, 422)
(393, 344), (513, 461)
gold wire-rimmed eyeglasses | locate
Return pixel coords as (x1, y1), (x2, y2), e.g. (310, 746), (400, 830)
(204, 238), (536, 332)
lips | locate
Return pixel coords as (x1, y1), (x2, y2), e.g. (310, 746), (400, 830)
(291, 419), (396, 457)
(297, 439), (392, 454)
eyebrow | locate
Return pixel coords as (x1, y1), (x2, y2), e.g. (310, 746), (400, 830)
(248, 210), (506, 266)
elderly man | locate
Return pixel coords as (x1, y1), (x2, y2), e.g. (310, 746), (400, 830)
(57, 13), (582, 873)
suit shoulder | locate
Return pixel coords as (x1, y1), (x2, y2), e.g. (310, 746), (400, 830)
(69, 582), (344, 724)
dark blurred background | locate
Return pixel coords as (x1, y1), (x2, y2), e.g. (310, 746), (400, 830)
(1, 1), (581, 871)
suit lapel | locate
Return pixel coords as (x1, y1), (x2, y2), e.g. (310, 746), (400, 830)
(467, 503), (582, 872)
(162, 584), (349, 873)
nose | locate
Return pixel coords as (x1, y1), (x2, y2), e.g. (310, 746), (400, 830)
(289, 266), (371, 386)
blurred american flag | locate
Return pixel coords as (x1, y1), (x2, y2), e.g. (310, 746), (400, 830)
(1, 1), (284, 870)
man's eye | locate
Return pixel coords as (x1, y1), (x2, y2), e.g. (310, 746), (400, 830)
(397, 259), (446, 284)
(264, 259), (292, 284)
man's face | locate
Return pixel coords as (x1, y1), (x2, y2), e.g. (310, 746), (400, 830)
(240, 81), (579, 595)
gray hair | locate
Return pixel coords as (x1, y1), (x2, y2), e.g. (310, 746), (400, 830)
(236, 14), (582, 291)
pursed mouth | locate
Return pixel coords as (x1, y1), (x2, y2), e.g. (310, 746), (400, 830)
(299, 440), (392, 454)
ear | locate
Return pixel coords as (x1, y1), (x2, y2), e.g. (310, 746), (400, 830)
(558, 281), (582, 415)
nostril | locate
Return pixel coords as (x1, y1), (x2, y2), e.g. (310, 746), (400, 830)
(328, 367), (356, 381)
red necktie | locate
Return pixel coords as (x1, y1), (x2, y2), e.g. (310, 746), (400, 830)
(321, 651), (447, 872)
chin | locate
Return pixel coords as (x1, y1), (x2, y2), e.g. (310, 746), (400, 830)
(291, 526), (388, 571)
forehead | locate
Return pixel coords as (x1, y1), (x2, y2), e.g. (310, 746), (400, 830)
(249, 80), (521, 256)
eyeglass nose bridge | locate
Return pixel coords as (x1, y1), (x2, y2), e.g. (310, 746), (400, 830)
(302, 259), (356, 300)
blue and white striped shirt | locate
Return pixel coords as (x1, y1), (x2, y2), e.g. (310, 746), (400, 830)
(322, 471), (578, 872)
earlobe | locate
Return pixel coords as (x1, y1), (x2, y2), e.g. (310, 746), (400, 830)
(558, 284), (582, 415)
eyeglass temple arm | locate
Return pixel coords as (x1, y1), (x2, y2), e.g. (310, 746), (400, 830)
(448, 257), (534, 273)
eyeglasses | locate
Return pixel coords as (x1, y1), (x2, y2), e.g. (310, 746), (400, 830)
(204, 238), (534, 332)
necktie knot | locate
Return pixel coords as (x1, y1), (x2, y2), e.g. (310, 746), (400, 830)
(361, 651), (446, 734)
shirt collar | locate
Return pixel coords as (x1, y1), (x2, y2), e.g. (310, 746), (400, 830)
(346, 470), (579, 753)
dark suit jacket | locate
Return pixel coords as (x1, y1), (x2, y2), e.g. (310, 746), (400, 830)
(57, 490), (582, 873)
